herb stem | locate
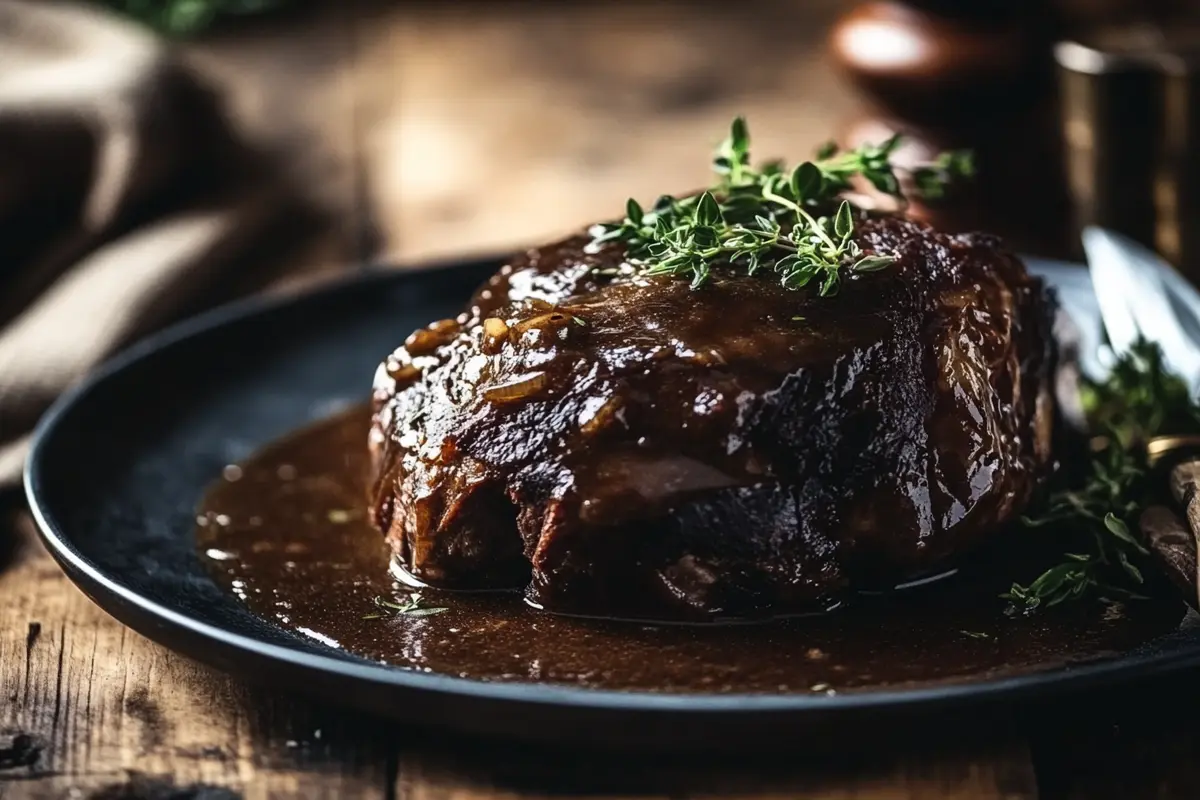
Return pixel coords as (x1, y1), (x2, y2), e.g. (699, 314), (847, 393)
(760, 187), (839, 252)
(1007, 339), (1200, 614)
(592, 118), (972, 293)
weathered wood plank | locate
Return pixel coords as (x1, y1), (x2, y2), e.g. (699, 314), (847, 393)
(0, 512), (394, 798)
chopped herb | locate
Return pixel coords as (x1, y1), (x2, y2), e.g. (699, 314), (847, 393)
(363, 593), (449, 620)
(960, 630), (992, 640)
(589, 118), (973, 293)
(1005, 338), (1200, 615)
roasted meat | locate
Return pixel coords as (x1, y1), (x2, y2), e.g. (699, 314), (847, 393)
(368, 213), (1057, 621)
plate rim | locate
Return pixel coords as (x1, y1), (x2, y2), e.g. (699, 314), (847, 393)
(23, 254), (1200, 724)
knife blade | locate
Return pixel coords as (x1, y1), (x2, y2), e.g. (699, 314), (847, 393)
(1082, 226), (1200, 389)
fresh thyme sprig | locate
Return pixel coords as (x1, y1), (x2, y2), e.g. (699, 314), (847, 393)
(590, 117), (974, 292)
(362, 593), (448, 620)
(1004, 339), (1200, 615)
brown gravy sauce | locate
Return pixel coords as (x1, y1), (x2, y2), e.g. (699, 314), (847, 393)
(196, 406), (1185, 694)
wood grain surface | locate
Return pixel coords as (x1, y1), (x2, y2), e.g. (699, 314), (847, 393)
(6, 1), (1200, 797)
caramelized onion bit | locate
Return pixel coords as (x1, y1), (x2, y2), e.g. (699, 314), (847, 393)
(579, 396), (624, 437)
(511, 313), (563, 334)
(405, 318), (460, 355)
(387, 363), (421, 388)
(481, 317), (510, 354)
(482, 371), (549, 403)
(510, 311), (585, 347)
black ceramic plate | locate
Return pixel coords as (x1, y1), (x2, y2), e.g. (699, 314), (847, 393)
(24, 254), (1200, 751)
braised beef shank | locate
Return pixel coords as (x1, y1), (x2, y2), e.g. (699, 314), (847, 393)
(368, 214), (1057, 621)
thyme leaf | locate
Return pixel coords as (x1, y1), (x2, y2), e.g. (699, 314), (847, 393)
(1004, 339), (1200, 615)
(363, 593), (449, 620)
(591, 118), (973, 292)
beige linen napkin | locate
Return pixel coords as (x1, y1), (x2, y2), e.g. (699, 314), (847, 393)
(0, 1), (312, 488)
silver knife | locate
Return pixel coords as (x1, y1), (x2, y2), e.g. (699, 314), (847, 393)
(1082, 226), (1200, 390)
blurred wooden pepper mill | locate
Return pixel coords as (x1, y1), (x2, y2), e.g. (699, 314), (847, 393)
(828, 0), (1075, 257)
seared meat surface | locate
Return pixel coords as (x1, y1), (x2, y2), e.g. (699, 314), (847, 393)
(368, 213), (1057, 621)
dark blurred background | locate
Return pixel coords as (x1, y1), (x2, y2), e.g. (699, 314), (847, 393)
(128, 0), (1200, 273)
(91, 0), (1180, 272)
(10, 0), (1200, 277)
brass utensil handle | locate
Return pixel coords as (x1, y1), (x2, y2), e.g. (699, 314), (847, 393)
(1146, 434), (1200, 469)
(1140, 435), (1200, 608)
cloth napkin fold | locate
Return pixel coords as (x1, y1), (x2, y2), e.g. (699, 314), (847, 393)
(0, 0), (316, 489)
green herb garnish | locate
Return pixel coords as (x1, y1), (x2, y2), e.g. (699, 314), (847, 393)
(960, 630), (992, 640)
(104, 0), (289, 35)
(362, 593), (448, 620)
(1004, 339), (1200, 615)
(589, 118), (973, 293)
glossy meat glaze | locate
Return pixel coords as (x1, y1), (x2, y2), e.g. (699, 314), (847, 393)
(368, 213), (1058, 621)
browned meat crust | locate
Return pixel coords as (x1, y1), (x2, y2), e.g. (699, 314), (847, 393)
(368, 213), (1057, 621)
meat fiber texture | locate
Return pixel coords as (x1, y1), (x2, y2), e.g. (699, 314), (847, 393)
(368, 213), (1057, 622)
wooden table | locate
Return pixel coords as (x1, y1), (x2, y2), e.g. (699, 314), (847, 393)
(6, 1), (1200, 796)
